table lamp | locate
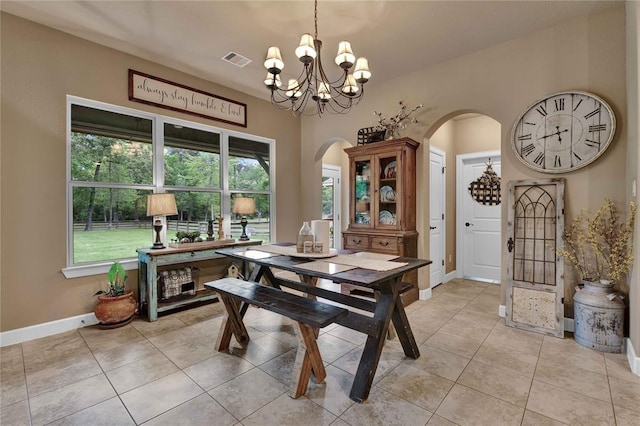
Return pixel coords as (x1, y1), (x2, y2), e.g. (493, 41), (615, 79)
(147, 193), (178, 249)
(233, 197), (255, 241)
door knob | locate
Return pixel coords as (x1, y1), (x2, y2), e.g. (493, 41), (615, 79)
(465, 222), (474, 227)
(430, 226), (436, 230)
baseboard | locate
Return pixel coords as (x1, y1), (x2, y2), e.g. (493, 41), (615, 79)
(499, 304), (506, 318)
(419, 288), (433, 300)
(444, 271), (456, 283)
(0, 313), (98, 347)
(627, 338), (640, 376)
(564, 317), (575, 333)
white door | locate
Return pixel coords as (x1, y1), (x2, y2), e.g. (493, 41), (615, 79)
(457, 151), (501, 283)
(322, 165), (342, 249)
(429, 147), (445, 288)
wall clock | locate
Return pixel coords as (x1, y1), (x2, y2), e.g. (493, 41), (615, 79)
(511, 91), (615, 173)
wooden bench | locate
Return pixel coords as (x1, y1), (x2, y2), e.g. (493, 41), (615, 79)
(205, 277), (348, 398)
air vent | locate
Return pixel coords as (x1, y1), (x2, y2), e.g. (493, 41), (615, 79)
(222, 51), (252, 68)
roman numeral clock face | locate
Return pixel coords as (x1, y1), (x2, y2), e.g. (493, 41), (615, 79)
(511, 91), (616, 173)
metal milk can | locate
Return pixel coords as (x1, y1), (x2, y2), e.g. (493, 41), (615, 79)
(573, 280), (625, 353)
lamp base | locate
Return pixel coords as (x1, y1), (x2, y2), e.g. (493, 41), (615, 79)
(151, 222), (165, 249)
(239, 217), (249, 241)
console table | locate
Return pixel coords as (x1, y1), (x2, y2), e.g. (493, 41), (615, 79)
(137, 240), (259, 321)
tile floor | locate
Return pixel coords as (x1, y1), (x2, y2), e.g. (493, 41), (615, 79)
(1, 279), (639, 425)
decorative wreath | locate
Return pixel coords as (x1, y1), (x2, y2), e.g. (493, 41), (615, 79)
(468, 160), (501, 206)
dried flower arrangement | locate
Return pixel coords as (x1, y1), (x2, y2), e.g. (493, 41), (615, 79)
(556, 199), (637, 290)
(374, 100), (423, 139)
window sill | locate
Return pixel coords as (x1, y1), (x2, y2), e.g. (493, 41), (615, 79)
(62, 258), (138, 279)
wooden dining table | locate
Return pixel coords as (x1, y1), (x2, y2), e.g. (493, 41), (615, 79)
(214, 243), (431, 403)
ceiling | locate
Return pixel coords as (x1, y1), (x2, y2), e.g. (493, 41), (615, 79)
(1, 1), (621, 102)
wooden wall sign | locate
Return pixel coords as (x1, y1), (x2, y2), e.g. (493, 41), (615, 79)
(128, 69), (247, 127)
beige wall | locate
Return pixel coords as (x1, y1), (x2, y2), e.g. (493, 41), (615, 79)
(299, 5), (632, 336)
(0, 13), (300, 332)
(430, 115), (501, 274)
(627, 2), (640, 357)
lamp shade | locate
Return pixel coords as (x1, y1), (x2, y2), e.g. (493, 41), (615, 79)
(147, 193), (178, 216)
(264, 47), (284, 74)
(233, 197), (255, 215)
(295, 34), (316, 63)
(335, 41), (355, 68)
(353, 57), (371, 83)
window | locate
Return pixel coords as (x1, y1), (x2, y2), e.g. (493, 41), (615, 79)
(67, 97), (274, 274)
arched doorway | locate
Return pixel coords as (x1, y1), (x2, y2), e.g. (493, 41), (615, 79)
(317, 138), (352, 249)
(427, 113), (502, 288)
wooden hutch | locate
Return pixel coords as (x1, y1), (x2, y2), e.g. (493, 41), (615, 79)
(342, 137), (420, 304)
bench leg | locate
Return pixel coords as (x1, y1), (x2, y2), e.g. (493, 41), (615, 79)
(215, 295), (250, 351)
(298, 275), (321, 339)
(289, 322), (326, 398)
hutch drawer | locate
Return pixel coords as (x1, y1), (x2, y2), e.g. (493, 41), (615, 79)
(344, 234), (370, 250)
(371, 236), (399, 253)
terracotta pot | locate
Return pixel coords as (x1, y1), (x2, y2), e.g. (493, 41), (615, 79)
(94, 290), (137, 329)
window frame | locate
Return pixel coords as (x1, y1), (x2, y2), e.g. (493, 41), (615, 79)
(63, 95), (275, 278)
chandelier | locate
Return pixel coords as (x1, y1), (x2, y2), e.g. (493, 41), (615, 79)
(263, 0), (372, 116)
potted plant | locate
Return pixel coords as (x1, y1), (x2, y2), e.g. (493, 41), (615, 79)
(556, 199), (636, 352)
(94, 261), (137, 329)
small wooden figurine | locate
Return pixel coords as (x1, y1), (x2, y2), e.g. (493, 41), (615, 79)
(217, 215), (225, 240)
(206, 219), (215, 241)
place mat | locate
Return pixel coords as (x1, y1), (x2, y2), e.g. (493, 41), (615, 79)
(352, 251), (399, 261)
(254, 244), (296, 256)
(324, 254), (408, 272)
(294, 261), (356, 275)
(235, 249), (281, 260)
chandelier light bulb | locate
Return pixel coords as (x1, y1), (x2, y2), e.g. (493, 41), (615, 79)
(353, 57), (371, 83)
(335, 41), (356, 69)
(264, 47), (284, 74)
(317, 82), (331, 100)
(295, 34), (317, 64)
(342, 74), (359, 96)
(286, 79), (302, 98)
(264, 72), (282, 90)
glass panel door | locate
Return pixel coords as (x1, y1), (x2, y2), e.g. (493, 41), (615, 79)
(354, 159), (371, 226)
(378, 154), (398, 227)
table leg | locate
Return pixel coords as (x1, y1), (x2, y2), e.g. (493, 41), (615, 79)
(391, 292), (420, 359)
(148, 258), (158, 322)
(138, 260), (147, 316)
(349, 281), (398, 402)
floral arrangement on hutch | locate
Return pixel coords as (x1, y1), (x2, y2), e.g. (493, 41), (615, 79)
(555, 199), (637, 352)
(374, 100), (423, 140)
